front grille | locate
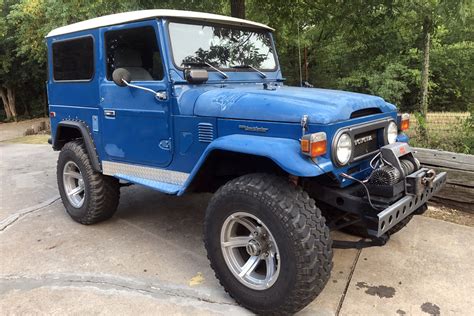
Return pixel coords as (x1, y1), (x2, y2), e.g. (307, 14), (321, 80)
(353, 130), (379, 158)
(332, 118), (392, 166)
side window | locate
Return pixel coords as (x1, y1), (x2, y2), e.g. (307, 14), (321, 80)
(105, 26), (163, 81)
(52, 37), (94, 81)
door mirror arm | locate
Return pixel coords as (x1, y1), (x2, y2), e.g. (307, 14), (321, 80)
(121, 79), (167, 100)
(112, 68), (167, 100)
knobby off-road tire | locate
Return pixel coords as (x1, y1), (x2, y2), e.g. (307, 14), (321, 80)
(57, 140), (120, 224)
(204, 173), (333, 315)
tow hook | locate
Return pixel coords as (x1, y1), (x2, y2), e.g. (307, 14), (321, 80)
(406, 168), (437, 196)
(422, 169), (436, 188)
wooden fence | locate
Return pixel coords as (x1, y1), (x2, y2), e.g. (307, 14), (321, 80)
(414, 148), (474, 213)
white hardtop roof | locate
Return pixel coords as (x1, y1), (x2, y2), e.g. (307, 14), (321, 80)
(46, 9), (273, 37)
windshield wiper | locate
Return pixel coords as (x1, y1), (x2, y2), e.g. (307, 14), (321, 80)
(182, 61), (228, 79)
(231, 64), (267, 78)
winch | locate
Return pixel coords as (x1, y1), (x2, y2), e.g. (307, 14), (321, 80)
(368, 143), (436, 197)
(370, 158), (418, 186)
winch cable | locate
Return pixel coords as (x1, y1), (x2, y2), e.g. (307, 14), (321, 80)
(370, 151), (396, 170)
(340, 172), (385, 211)
(369, 152), (382, 169)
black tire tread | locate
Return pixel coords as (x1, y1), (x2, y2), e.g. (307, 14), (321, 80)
(58, 140), (120, 224)
(204, 173), (333, 315)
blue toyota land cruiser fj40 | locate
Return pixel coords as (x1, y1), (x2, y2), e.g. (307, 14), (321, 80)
(46, 9), (447, 314)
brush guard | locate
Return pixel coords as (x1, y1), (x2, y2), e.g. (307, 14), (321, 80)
(309, 142), (447, 238)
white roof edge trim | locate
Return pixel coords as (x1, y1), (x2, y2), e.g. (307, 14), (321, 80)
(46, 9), (273, 38)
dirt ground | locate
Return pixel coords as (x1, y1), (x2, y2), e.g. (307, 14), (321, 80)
(424, 203), (474, 227)
(0, 117), (49, 142)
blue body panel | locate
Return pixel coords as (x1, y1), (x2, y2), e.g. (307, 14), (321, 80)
(47, 17), (405, 195)
(193, 86), (395, 124)
(181, 134), (325, 191)
(98, 21), (173, 167)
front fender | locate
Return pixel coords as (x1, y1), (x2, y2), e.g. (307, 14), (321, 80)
(178, 134), (325, 195)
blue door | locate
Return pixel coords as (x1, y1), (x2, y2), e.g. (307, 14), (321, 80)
(99, 22), (172, 167)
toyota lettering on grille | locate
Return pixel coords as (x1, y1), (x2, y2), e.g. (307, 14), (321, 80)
(354, 135), (373, 145)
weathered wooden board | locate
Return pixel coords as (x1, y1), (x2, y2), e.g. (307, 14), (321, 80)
(427, 167), (474, 187)
(435, 183), (474, 204)
(414, 148), (474, 171)
(413, 147), (474, 212)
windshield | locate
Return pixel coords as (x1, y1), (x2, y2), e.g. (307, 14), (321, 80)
(168, 22), (277, 70)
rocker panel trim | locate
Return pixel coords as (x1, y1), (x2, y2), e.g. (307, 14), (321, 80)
(102, 161), (189, 186)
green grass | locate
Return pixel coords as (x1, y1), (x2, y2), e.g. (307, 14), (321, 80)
(4, 134), (50, 144)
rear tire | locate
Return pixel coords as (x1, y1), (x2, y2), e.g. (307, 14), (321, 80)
(57, 140), (120, 224)
(204, 173), (333, 314)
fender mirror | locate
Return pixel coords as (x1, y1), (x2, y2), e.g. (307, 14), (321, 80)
(112, 68), (132, 87)
(184, 68), (208, 84)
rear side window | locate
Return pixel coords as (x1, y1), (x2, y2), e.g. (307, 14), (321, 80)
(52, 37), (94, 81)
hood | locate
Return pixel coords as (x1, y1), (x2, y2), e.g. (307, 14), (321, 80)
(192, 86), (396, 124)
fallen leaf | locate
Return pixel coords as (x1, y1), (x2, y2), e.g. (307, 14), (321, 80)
(189, 272), (204, 286)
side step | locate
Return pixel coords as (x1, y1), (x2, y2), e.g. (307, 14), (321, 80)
(114, 174), (182, 194)
(102, 161), (189, 195)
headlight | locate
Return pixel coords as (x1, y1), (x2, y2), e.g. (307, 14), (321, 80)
(335, 133), (352, 165)
(387, 121), (398, 144)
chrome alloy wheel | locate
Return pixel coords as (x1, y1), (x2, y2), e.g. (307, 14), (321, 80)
(62, 161), (85, 208)
(220, 212), (281, 290)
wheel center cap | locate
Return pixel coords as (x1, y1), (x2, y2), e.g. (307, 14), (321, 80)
(246, 239), (261, 256)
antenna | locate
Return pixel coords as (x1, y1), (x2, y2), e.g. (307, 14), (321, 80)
(297, 22), (303, 87)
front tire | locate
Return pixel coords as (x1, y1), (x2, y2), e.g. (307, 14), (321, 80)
(204, 174), (333, 314)
(57, 140), (120, 224)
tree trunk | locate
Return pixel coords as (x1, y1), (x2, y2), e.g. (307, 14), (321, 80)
(420, 18), (431, 118)
(6, 86), (18, 122)
(419, 17), (431, 140)
(0, 87), (12, 120)
(230, 0), (245, 19)
(23, 99), (31, 117)
(304, 47), (309, 82)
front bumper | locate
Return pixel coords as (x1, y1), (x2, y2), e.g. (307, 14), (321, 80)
(372, 170), (447, 236)
(309, 167), (447, 238)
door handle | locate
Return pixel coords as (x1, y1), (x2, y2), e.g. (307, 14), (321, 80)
(155, 91), (167, 101)
(104, 109), (116, 118)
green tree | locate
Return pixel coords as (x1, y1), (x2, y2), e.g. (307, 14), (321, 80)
(0, 0), (473, 125)
(0, 0), (21, 121)
(0, 0), (226, 120)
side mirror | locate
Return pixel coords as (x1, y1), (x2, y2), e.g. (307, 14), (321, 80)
(112, 68), (132, 87)
(184, 68), (208, 84)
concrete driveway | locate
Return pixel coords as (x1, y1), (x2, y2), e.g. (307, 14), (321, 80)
(1, 142), (473, 315)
